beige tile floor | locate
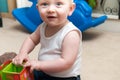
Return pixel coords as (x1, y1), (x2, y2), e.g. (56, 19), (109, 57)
(0, 18), (120, 80)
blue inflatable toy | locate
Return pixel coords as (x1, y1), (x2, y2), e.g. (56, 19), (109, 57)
(12, 0), (107, 33)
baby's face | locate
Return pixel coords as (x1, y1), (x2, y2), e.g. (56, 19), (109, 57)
(37, 0), (75, 27)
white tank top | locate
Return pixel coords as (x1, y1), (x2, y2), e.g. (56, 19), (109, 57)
(38, 22), (82, 77)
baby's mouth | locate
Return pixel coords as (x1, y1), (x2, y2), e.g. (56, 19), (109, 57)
(47, 16), (56, 19)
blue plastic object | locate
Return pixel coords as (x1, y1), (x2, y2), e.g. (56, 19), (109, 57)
(12, 0), (107, 33)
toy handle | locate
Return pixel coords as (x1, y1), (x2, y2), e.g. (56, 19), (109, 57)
(0, 60), (11, 70)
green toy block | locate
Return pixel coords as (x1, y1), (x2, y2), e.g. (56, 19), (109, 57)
(0, 61), (34, 80)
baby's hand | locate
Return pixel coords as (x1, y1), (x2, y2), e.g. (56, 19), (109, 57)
(12, 53), (29, 66)
(23, 60), (40, 73)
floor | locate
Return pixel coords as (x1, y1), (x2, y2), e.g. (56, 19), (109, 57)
(0, 18), (120, 80)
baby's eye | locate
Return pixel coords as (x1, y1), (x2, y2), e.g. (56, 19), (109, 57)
(56, 2), (63, 7)
(41, 2), (49, 7)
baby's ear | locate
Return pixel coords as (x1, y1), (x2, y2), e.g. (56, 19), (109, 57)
(36, 4), (38, 9)
(68, 3), (76, 16)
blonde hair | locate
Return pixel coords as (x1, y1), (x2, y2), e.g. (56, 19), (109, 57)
(71, 0), (74, 2)
(37, 0), (74, 2)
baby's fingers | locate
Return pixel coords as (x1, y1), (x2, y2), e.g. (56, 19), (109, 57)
(12, 58), (23, 66)
(23, 61), (31, 67)
(30, 66), (34, 73)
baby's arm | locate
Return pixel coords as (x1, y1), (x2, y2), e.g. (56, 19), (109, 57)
(24, 30), (81, 73)
(19, 26), (40, 55)
(12, 26), (40, 65)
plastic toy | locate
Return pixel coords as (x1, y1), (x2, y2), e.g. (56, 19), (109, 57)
(12, 0), (107, 33)
(0, 60), (34, 80)
(87, 0), (97, 9)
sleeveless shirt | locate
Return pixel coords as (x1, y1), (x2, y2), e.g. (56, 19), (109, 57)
(38, 22), (82, 77)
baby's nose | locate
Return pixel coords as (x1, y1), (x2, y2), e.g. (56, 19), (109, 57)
(47, 5), (56, 13)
